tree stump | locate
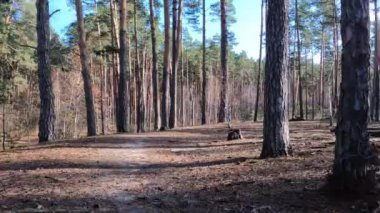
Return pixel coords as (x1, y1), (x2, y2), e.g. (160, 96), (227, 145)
(227, 129), (243, 141)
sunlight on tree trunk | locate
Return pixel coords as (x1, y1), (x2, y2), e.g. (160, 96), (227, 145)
(329, 0), (376, 193)
(261, 0), (291, 158)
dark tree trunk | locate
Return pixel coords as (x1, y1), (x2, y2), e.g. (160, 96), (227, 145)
(254, 0), (265, 122)
(330, 0), (374, 192)
(160, 0), (170, 130)
(261, 0), (290, 158)
(218, 0), (228, 123)
(201, 0), (207, 125)
(374, 0), (379, 121)
(149, 0), (160, 130)
(36, 0), (55, 142)
(75, 0), (96, 136)
(117, 0), (129, 133)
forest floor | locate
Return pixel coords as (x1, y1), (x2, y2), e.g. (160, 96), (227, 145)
(0, 121), (379, 212)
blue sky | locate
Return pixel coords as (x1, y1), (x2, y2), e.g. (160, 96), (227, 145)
(49, 0), (262, 59)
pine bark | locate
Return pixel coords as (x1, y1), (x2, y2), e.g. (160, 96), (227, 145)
(261, 0), (290, 158)
(75, 0), (96, 136)
(36, 0), (55, 142)
(160, 0), (170, 130)
(218, 0), (228, 123)
(117, 0), (129, 132)
(331, 0), (373, 192)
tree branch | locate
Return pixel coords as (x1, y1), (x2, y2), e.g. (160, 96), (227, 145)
(49, 9), (61, 18)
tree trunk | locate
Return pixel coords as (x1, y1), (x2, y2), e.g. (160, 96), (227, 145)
(110, 0), (119, 128)
(149, 0), (160, 130)
(261, 0), (290, 158)
(116, 0), (129, 132)
(311, 47), (315, 120)
(75, 0), (96, 136)
(36, 0), (55, 142)
(254, 0), (265, 122)
(94, 0), (106, 135)
(134, 0), (144, 133)
(374, 0), (379, 121)
(305, 48), (308, 120)
(218, 0), (228, 123)
(320, 26), (325, 115)
(160, 0), (170, 130)
(295, 0), (303, 119)
(100, 57), (105, 135)
(169, 0), (182, 128)
(333, 0), (340, 117)
(292, 28), (297, 119)
(201, 0), (207, 125)
(330, 0), (374, 192)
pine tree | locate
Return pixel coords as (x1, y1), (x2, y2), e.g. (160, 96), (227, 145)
(261, 0), (291, 158)
(36, 0), (56, 142)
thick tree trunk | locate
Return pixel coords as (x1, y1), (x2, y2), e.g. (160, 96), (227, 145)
(330, 0), (374, 192)
(254, 0), (265, 122)
(201, 0), (207, 125)
(117, 0), (129, 133)
(261, 0), (290, 158)
(218, 0), (228, 123)
(160, 0), (170, 130)
(149, 0), (160, 130)
(75, 0), (96, 136)
(36, 0), (55, 142)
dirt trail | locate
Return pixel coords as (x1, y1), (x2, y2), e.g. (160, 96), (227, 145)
(0, 121), (378, 212)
